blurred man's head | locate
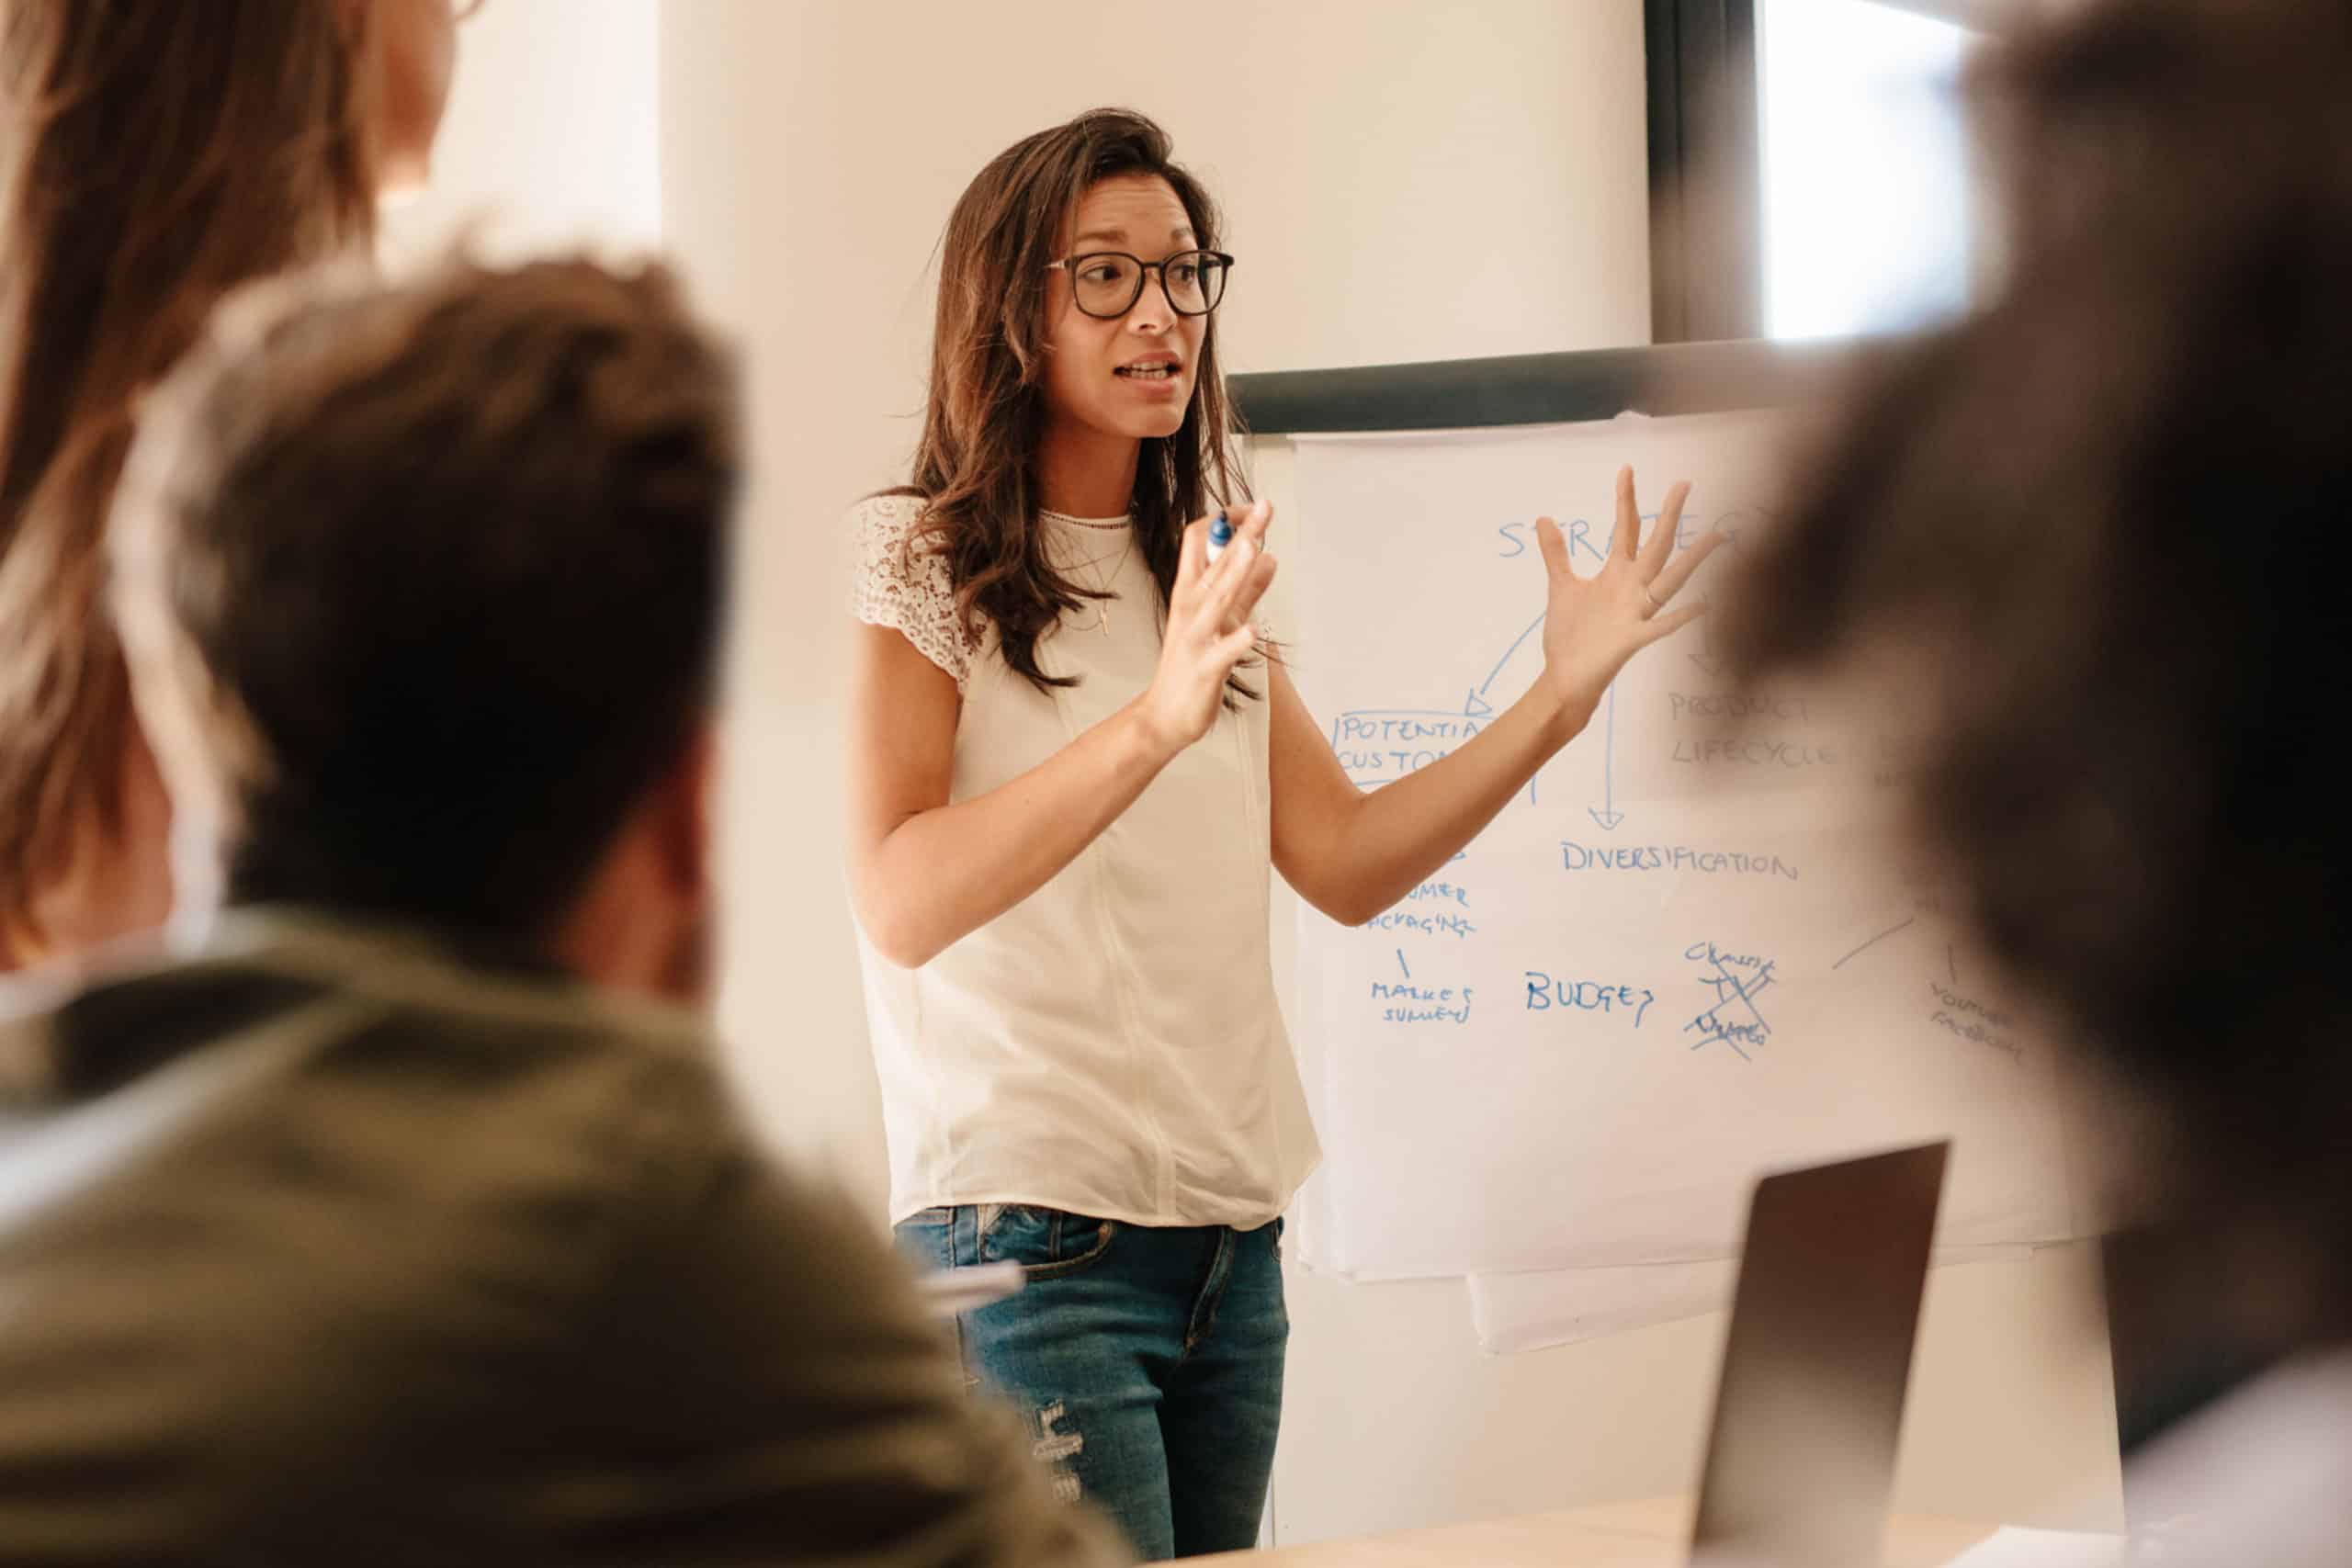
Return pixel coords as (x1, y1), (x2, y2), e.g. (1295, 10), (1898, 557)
(1723, 0), (2352, 1334)
(108, 255), (738, 1002)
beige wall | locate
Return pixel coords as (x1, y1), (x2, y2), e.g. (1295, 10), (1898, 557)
(427, 0), (2121, 1546)
(381, 0), (661, 265)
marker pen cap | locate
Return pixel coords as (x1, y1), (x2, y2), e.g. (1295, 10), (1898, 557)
(1206, 511), (1235, 565)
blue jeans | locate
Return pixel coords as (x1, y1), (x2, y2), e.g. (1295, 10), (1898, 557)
(893, 1204), (1287, 1561)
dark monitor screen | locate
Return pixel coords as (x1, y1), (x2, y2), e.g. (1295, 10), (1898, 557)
(1690, 1141), (1950, 1567)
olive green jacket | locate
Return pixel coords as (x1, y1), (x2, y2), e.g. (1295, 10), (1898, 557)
(0, 909), (1123, 1568)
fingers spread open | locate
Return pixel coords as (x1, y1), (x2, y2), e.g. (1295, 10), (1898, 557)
(1639, 602), (1707, 646)
(1649, 527), (1727, 604)
(1642, 480), (1693, 575)
(1535, 515), (1570, 579)
(1612, 466), (1641, 561)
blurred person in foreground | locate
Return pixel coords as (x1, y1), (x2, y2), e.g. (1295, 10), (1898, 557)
(0, 255), (1123, 1568)
(0, 0), (473, 971)
(1721, 0), (2352, 1559)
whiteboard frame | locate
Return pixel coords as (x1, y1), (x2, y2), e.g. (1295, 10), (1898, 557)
(1228, 336), (1865, 437)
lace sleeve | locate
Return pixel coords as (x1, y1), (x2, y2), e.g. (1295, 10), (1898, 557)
(849, 495), (973, 688)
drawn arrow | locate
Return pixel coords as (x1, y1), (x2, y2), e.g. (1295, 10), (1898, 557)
(1588, 683), (1624, 831)
(1464, 688), (1494, 719)
(1687, 616), (1727, 679)
(1479, 610), (1550, 703)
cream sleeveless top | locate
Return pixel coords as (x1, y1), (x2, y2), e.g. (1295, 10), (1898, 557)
(848, 493), (1319, 1228)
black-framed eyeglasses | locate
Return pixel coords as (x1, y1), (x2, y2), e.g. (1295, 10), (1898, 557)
(1045, 249), (1235, 319)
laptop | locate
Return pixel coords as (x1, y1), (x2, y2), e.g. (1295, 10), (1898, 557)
(1690, 1140), (1951, 1567)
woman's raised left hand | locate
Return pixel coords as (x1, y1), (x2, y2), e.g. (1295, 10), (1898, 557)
(1531, 465), (1724, 731)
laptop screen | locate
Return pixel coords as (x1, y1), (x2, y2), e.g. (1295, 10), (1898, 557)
(1690, 1141), (1950, 1567)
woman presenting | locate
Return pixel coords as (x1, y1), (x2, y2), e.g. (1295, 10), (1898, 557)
(845, 107), (1717, 1561)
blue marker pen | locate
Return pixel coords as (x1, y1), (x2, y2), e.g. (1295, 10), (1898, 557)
(1206, 509), (1236, 567)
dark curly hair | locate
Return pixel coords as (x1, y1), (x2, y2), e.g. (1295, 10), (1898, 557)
(1721, 0), (2352, 1329)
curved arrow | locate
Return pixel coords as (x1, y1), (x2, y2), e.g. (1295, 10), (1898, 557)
(1479, 610), (1550, 700)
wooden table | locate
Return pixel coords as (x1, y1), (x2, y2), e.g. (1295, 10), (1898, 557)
(1206, 1496), (1998, 1567)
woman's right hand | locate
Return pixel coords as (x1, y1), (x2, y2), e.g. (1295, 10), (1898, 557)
(1135, 500), (1278, 757)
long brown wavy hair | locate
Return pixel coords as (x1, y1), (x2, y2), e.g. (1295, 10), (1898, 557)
(894, 107), (1253, 697)
(0, 0), (381, 946)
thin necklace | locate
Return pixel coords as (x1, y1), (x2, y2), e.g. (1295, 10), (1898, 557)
(1044, 509), (1134, 635)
